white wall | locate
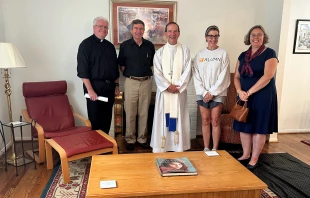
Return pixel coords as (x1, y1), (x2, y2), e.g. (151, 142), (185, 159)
(277, 0), (310, 133)
(254, 0), (283, 54)
(177, 0), (255, 69)
(0, 0), (4, 42)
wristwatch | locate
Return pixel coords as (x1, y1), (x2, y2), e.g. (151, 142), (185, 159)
(115, 83), (119, 87)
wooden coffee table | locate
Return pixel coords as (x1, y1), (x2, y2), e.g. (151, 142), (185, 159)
(86, 151), (266, 198)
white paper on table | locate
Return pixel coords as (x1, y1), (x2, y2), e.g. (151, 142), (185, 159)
(84, 94), (108, 102)
(204, 151), (220, 157)
(100, 180), (117, 188)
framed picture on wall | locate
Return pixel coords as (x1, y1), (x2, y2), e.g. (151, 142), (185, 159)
(110, 0), (177, 48)
(293, 19), (310, 54)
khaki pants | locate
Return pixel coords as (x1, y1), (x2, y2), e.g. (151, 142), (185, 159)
(124, 77), (152, 144)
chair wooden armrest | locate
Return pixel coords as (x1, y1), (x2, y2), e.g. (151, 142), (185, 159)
(71, 106), (91, 127)
(22, 109), (46, 164)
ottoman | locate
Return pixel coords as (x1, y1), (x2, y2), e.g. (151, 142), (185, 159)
(45, 130), (118, 183)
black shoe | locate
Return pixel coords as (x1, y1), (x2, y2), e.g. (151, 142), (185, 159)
(246, 163), (258, 170)
(237, 157), (250, 165)
(138, 142), (149, 149)
(126, 143), (135, 150)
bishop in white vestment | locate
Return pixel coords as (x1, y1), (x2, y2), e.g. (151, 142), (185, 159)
(150, 22), (192, 153)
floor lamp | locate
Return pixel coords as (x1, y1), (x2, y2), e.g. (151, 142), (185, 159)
(0, 43), (26, 164)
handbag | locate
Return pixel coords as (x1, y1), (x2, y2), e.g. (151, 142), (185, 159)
(229, 100), (249, 122)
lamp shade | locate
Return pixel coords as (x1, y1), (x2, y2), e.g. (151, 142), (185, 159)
(0, 42), (26, 68)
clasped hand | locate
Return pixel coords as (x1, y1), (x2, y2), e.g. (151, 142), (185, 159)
(239, 90), (249, 101)
(167, 84), (179, 94)
(203, 92), (213, 103)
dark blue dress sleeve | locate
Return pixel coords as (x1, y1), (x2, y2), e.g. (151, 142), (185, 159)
(265, 48), (278, 62)
(238, 52), (246, 61)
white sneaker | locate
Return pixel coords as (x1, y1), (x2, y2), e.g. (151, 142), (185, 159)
(204, 148), (210, 152)
(212, 148), (216, 151)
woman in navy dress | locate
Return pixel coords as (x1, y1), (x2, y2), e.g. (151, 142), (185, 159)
(233, 25), (278, 169)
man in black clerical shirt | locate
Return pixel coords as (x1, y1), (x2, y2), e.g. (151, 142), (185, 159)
(118, 19), (155, 150)
(77, 16), (119, 134)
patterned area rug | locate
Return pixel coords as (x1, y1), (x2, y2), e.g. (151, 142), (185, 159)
(40, 158), (90, 198)
(41, 156), (278, 198)
(301, 140), (310, 146)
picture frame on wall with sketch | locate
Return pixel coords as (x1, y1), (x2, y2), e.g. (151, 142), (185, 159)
(293, 19), (310, 54)
(110, 0), (177, 48)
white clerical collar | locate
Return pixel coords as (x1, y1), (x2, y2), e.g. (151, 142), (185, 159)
(167, 42), (178, 49)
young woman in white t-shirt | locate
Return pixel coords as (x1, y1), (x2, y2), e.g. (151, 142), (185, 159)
(193, 25), (231, 151)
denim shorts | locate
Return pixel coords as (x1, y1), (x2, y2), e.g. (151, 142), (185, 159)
(197, 100), (222, 109)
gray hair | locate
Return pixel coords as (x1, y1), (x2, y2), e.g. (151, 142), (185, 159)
(93, 16), (109, 26)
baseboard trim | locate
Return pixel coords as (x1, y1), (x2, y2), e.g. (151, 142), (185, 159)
(14, 137), (33, 141)
(279, 130), (310, 133)
(0, 141), (12, 157)
(0, 137), (33, 157)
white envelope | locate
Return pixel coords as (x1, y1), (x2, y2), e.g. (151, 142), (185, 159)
(100, 180), (117, 188)
(84, 94), (108, 102)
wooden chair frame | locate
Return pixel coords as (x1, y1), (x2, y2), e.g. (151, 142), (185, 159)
(22, 106), (91, 164)
(45, 130), (118, 183)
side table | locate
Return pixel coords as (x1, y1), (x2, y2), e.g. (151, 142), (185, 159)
(0, 121), (7, 171)
(1, 118), (36, 175)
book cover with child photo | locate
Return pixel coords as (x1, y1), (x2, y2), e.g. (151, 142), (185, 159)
(155, 157), (197, 176)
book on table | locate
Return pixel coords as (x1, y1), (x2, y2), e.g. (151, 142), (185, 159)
(155, 157), (197, 177)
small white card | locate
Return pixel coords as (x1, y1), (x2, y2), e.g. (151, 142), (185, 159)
(204, 151), (220, 156)
(100, 180), (117, 189)
(84, 94), (108, 102)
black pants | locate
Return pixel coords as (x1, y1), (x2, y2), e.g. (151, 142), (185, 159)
(85, 80), (115, 134)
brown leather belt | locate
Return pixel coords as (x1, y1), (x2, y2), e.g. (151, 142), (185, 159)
(129, 76), (150, 81)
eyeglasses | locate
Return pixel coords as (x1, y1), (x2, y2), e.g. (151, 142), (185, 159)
(250, 33), (264, 37)
(207, 35), (220, 39)
(95, 25), (109, 30)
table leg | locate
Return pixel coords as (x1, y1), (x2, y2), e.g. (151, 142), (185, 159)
(20, 125), (26, 168)
(11, 126), (18, 176)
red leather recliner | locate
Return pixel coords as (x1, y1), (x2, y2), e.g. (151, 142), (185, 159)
(22, 81), (118, 166)
(22, 80), (91, 163)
